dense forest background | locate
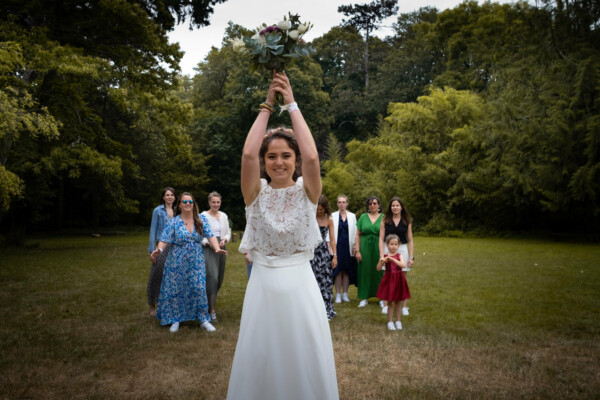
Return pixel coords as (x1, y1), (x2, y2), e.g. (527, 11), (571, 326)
(1, 0), (599, 244)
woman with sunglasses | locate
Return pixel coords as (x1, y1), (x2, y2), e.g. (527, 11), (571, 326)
(150, 193), (226, 333)
(355, 196), (384, 308)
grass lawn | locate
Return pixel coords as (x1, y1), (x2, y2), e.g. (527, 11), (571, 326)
(0, 233), (599, 399)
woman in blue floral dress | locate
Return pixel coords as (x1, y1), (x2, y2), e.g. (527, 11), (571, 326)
(150, 192), (226, 333)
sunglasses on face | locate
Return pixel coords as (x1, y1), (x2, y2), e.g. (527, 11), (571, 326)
(181, 200), (194, 204)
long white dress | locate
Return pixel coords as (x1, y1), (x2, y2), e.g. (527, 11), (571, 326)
(227, 177), (339, 400)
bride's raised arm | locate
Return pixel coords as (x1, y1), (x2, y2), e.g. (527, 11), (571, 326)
(272, 71), (321, 204)
(240, 78), (277, 205)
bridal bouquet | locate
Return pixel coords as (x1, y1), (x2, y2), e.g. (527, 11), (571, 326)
(228, 13), (315, 72)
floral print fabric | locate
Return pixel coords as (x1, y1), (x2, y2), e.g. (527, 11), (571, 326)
(311, 226), (336, 319)
(156, 214), (214, 326)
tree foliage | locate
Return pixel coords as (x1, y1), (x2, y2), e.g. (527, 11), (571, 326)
(322, 0), (600, 233)
(0, 0), (225, 243)
(338, 0), (399, 88)
(2, 0), (599, 238)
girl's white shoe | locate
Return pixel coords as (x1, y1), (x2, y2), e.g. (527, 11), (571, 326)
(335, 293), (342, 303)
(201, 321), (216, 332)
(169, 322), (180, 333)
(342, 293), (350, 302)
(387, 322), (396, 331)
(395, 321), (403, 330)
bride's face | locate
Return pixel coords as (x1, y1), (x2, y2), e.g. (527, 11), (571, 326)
(265, 138), (296, 185)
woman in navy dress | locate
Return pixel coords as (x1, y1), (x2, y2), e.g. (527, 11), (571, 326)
(331, 195), (357, 303)
(150, 192), (226, 333)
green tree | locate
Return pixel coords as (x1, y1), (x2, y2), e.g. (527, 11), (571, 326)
(369, 7), (439, 108)
(338, 0), (398, 88)
(0, 0), (226, 242)
(0, 42), (61, 212)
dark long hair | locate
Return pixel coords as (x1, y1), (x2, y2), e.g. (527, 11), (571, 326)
(259, 128), (302, 182)
(383, 197), (412, 226)
(176, 192), (203, 234)
(161, 187), (176, 211)
(317, 195), (331, 216)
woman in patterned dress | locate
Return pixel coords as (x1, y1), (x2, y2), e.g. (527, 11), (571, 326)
(150, 192), (226, 333)
(355, 196), (384, 308)
(147, 187), (176, 316)
(311, 195), (337, 320)
(227, 71), (339, 400)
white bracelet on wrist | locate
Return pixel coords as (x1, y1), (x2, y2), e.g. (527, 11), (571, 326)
(281, 101), (299, 113)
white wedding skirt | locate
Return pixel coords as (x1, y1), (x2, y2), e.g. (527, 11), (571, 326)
(227, 252), (339, 400)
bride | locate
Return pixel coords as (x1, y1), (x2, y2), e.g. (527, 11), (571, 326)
(226, 71), (339, 400)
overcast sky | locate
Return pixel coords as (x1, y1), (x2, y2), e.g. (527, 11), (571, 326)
(168, 0), (510, 76)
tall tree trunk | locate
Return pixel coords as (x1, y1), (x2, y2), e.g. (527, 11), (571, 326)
(365, 29), (370, 89)
(55, 177), (64, 230)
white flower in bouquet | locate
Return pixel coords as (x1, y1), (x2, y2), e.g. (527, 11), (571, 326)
(297, 23), (309, 34)
(251, 31), (267, 46)
(288, 30), (299, 40)
(227, 37), (248, 53)
(277, 20), (292, 31)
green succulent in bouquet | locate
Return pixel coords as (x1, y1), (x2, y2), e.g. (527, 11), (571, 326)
(229, 13), (315, 73)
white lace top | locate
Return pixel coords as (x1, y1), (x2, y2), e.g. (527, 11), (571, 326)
(239, 177), (322, 257)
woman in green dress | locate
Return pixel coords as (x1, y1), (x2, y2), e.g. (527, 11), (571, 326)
(354, 196), (384, 307)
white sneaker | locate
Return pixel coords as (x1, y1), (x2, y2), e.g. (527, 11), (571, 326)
(335, 293), (342, 303)
(342, 293), (350, 302)
(387, 322), (396, 331)
(358, 299), (368, 308)
(381, 306), (388, 314)
(169, 322), (180, 333)
(402, 307), (409, 316)
(379, 300), (384, 308)
(395, 321), (403, 330)
(201, 321), (216, 332)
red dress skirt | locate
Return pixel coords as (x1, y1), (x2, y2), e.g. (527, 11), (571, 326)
(376, 253), (411, 301)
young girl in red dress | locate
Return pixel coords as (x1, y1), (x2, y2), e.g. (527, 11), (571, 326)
(376, 234), (411, 331)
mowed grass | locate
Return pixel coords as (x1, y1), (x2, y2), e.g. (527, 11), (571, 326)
(0, 234), (599, 399)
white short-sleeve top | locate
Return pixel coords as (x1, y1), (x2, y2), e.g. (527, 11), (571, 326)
(239, 177), (322, 257)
